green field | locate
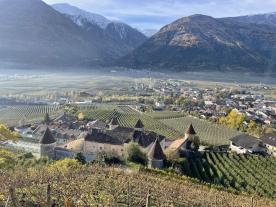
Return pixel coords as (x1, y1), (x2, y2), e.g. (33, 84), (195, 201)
(161, 116), (241, 146)
(183, 152), (276, 198)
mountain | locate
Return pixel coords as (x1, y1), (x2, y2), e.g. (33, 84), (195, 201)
(118, 14), (276, 72)
(52, 3), (147, 57)
(225, 12), (276, 27)
(52, 3), (111, 29)
(0, 0), (108, 67)
(140, 29), (159, 37)
(0, 0), (146, 67)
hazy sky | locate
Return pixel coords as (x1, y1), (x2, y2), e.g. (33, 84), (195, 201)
(43, 0), (276, 30)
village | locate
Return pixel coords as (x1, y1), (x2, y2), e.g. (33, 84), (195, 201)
(1, 105), (275, 170)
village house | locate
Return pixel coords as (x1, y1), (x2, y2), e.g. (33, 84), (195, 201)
(261, 134), (276, 156)
(229, 134), (266, 154)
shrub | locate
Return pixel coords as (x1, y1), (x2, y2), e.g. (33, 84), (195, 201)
(125, 142), (147, 165)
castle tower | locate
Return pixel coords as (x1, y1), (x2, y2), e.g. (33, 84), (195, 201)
(185, 124), (196, 140)
(109, 117), (119, 130)
(135, 119), (144, 131)
(40, 127), (56, 159)
(147, 138), (166, 169)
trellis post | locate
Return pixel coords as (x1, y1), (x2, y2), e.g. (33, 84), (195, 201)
(146, 190), (151, 207)
(9, 187), (19, 207)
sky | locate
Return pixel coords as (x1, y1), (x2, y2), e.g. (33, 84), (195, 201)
(43, 0), (276, 31)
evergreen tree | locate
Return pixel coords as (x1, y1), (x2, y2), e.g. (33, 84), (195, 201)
(75, 152), (86, 165)
(44, 113), (51, 125)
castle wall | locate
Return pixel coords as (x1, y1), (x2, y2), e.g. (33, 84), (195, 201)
(40, 143), (56, 159)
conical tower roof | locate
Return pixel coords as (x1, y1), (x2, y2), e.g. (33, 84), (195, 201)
(147, 138), (166, 160)
(135, 119), (144, 128)
(40, 127), (56, 144)
(185, 124), (196, 135)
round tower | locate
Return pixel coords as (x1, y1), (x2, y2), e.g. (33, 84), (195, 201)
(40, 127), (56, 159)
(185, 124), (196, 140)
(147, 138), (166, 169)
(135, 119), (144, 132)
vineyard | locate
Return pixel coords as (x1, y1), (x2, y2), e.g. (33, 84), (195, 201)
(1, 162), (276, 207)
(82, 109), (181, 140)
(0, 105), (241, 145)
(0, 105), (63, 126)
(182, 152), (276, 198)
(147, 111), (187, 119)
(161, 116), (241, 146)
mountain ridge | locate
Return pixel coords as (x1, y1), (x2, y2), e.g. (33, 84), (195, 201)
(117, 14), (276, 73)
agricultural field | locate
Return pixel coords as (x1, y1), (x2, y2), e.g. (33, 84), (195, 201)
(147, 111), (187, 119)
(183, 152), (276, 198)
(1, 162), (276, 207)
(82, 108), (181, 140)
(0, 105), (63, 126)
(161, 116), (241, 146)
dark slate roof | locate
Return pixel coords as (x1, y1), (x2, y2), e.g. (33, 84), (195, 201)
(40, 127), (56, 144)
(83, 126), (165, 148)
(88, 120), (107, 129)
(261, 134), (276, 147)
(133, 130), (165, 148)
(135, 119), (144, 128)
(84, 129), (123, 145)
(110, 117), (119, 126)
(147, 138), (166, 160)
(185, 124), (196, 135)
(54, 112), (76, 123)
(230, 134), (261, 149)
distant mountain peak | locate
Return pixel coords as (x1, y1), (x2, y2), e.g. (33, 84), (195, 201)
(52, 3), (111, 29)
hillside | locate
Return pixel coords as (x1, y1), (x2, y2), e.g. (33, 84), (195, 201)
(1, 161), (276, 206)
(225, 12), (276, 27)
(0, 0), (105, 67)
(0, 0), (146, 67)
(117, 14), (276, 73)
(52, 3), (147, 58)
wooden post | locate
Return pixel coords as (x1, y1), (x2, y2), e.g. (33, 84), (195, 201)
(9, 187), (19, 207)
(127, 182), (131, 207)
(251, 197), (256, 207)
(146, 190), (151, 207)
(5, 195), (10, 207)
(46, 183), (51, 207)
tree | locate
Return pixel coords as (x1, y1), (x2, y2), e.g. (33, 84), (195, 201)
(226, 110), (246, 130)
(247, 121), (263, 137)
(218, 110), (246, 131)
(0, 124), (19, 141)
(44, 113), (51, 125)
(78, 112), (85, 121)
(125, 142), (147, 165)
(75, 153), (86, 165)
